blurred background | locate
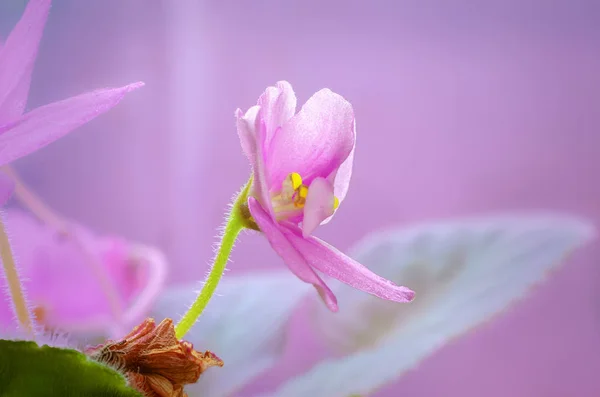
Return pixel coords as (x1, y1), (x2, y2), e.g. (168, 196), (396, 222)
(1, 0), (600, 395)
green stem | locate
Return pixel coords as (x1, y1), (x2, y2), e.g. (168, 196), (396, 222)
(0, 213), (35, 338)
(174, 179), (252, 339)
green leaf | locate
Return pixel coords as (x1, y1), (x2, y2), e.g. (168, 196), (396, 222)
(0, 339), (143, 397)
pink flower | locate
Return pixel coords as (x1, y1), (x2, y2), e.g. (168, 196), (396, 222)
(235, 81), (415, 311)
(0, 209), (167, 339)
(0, 0), (142, 205)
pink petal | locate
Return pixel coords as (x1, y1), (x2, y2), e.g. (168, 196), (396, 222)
(257, 81), (297, 149)
(0, 0), (50, 123)
(255, 118), (276, 216)
(321, 145), (355, 226)
(285, 228), (416, 303)
(330, 119), (356, 203)
(0, 82), (144, 167)
(320, 119), (357, 226)
(0, 172), (15, 206)
(302, 177), (336, 237)
(266, 88), (355, 189)
(236, 106), (273, 214)
(248, 197), (338, 311)
(236, 105), (260, 166)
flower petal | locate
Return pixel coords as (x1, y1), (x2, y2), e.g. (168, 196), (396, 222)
(320, 123), (356, 225)
(270, 214), (596, 397)
(235, 105), (260, 166)
(236, 106), (272, 213)
(330, 120), (355, 203)
(0, 0), (50, 124)
(265, 88), (355, 189)
(0, 172), (15, 206)
(152, 271), (311, 397)
(248, 196), (338, 311)
(257, 81), (297, 149)
(302, 177), (335, 237)
(285, 228), (415, 303)
(0, 82), (144, 167)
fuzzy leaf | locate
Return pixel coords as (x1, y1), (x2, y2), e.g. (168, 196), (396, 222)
(0, 340), (143, 397)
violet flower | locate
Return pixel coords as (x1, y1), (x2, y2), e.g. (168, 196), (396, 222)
(0, 209), (166, 340)
(0, 0), (142, 337)
(173, 82), (413, 339)
(236, 81), (414, 311)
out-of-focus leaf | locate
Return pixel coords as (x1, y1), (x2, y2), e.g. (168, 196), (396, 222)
(153, 271), (311, 396)
(268, 214), (595, 397)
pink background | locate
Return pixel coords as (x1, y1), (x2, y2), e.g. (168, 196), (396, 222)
(3, 0), (600, 395)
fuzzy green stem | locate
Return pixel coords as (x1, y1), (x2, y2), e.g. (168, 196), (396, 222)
(174, 179), (252, 339)
(0, 213), (35, 338)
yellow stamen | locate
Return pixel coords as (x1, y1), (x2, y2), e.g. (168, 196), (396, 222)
(281, 173), (303, 201)
(290, 172), (303, 190)
(294, 185), (309, 208)
(272, 172), (343, 221)
(298, 185), (308, 199)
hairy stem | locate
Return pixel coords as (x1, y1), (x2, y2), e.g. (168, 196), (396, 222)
(0, 213), (34, 337)
(174, 180), (251, 339)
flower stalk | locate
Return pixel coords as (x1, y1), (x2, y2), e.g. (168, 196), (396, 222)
(0, 212), (35, 338)
(174, 178), (252, 339)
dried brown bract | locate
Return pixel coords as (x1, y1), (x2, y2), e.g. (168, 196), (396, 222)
(87, 318), (223, 397)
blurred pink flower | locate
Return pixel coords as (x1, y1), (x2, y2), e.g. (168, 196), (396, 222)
(0, 0), (142, 205)
(236, 81), (414, 311)
(0, 209), (166, 339)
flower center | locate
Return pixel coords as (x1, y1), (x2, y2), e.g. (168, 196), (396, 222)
(271, 173), (339, 221)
